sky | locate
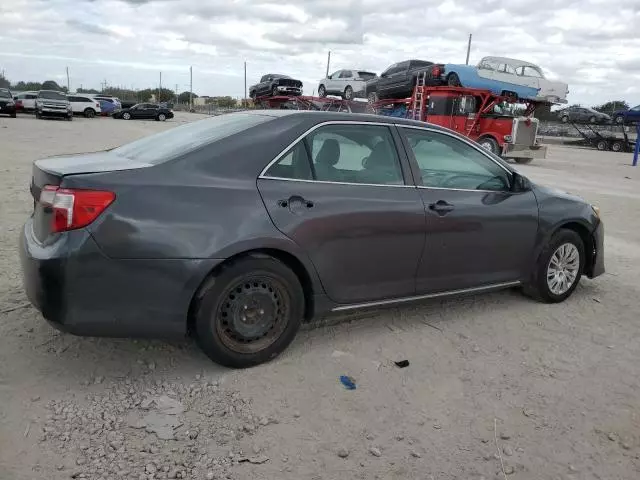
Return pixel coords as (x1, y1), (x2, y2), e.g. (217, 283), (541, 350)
(0, 0), (638, 107)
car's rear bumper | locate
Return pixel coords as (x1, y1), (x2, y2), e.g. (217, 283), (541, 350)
(587, 220), (605, 278)
(19, 220), (221, 338)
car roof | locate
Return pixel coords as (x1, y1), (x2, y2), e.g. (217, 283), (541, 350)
(481, 56), (539, 68)
(240, 109), (452, 131)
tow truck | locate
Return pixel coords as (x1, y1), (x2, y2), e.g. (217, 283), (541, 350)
(252, 78), (549, 163)
(371, 74), (547, 163)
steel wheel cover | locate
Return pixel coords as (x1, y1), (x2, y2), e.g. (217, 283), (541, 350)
(547, 243), (580, 295)
(215, 274), (290, 354)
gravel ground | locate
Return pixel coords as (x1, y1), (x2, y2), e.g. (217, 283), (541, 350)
(1, 113), (639, 480)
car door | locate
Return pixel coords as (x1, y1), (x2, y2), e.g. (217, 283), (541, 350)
(257, 122), (426, 305)
(398, 126), (539, 293)
(145, 104), (159, 119)
(378, 63), (398, 95)
(338, 70), (353, 94)
(325, 70), (341, 94)
(258, 75), (272, 95)
(67, 96), (78, 113)
(387, 61), (410, 93)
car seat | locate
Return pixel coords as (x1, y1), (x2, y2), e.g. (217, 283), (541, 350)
(314, 139), (341, 181)
(360, 142), (402, 184)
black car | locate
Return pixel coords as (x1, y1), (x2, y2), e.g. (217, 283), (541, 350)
(20, 111), (604, 369)
(365, 59), (445, 102)
(249, 74), (303, 99)
(0, 88), (17, 118)
(113, 103), (173, 121)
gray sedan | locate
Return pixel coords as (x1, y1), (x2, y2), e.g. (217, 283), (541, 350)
(20, 111), (605, 368)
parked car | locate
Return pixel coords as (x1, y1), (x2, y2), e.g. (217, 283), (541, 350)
(556, 106), (610, 124)
(112, 103), (173, 121)
(0, 88), (17, 118)
(613, 105), (640, 125)
(19, 111), (605, 368)
(14, 91), (38, 112)
(249, 74), (303, 98)
(67, 95), (102, 118)
(35, 90), (73, 120)
(365, 60), (445, 102)
(318, 70), (377, 100)
(93, 95), (122, 109)
(97, 99), (117, 116)
(443, 57), (569, 103)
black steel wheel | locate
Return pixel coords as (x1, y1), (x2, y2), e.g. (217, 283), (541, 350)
(194, 255), (304, 368)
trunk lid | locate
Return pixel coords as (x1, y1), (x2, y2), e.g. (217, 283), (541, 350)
(30, 151), (151, 242)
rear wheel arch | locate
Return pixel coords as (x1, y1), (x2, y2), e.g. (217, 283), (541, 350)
(187, 248), (316, 335)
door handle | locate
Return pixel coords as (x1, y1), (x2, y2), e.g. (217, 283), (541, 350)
(278, 197), (314, 209)
(429, 200), (455, 214)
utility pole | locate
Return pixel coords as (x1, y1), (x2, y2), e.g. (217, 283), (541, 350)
(244, 61), (247, 103)
(189, 66), (193, 110)
(325, 51), (331, 78)
(465, 34), (472, 65)
(175, 83), (178, 102)
(65, 66), (70, 92)
(158, 71), (162, 102)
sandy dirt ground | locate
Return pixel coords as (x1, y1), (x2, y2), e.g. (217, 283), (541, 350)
(1, 112), (639, 480)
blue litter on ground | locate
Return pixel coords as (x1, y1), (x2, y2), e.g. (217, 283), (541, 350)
(339, 375), (356, 390)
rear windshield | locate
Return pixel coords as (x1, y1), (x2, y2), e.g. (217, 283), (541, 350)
(357, 72), (376, 80)
(111, 112), (275, 164)
(39, 91), (67, 100)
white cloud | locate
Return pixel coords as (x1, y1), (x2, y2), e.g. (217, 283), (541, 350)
(0, 0), (637, 106)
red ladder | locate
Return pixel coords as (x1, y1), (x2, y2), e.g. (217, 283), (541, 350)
(408, 72), (427, 121)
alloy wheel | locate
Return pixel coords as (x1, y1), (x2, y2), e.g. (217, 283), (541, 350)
(546, 243), (580, 295)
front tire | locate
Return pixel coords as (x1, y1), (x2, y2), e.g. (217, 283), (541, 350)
(272, 85), (279, 97)
(318, 85), (326, 97)
(478, 136), (500, 154)
(194, 255), (304, 368)
(596, 139), (608, 151)
(611, 140), (624, 152)
(523, 229), (584, 303)
(343, 86), (353, 100)
(614, 115), (624, 125)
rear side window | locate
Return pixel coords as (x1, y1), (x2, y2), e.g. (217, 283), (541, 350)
(357, 72), (376, 80)
(67, 96), (78, 102)
(112, 112), (275, 165)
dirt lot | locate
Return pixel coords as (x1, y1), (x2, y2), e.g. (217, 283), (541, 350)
(1, 113), (639, 480)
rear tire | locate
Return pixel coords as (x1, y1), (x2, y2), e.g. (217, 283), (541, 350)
(523, 229), (584, 303)
(611, 140), (624, 152)
(157, 113), (167, 121)
(343, 86), (353, 100)
(194, 255), (304, 368)
(84, 108), (95, 118)
(560, 115), (569, 123)
(272, 85), (279, 97)
(122, 112), (131, 120)
(614, 115), (624, 125)
(10, 112), (16, 118)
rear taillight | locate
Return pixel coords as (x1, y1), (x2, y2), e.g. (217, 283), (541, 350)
(432, 66), (441, 77)
(39, 185), (115, 233)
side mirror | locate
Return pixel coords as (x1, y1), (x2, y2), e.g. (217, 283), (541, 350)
(512, 172), (531, 192)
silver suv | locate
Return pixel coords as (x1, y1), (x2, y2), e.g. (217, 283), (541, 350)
(35, 90), (73, 121)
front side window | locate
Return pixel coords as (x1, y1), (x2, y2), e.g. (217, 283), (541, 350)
(264, 124), (404, 186)
(401, 128), (511, 191)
